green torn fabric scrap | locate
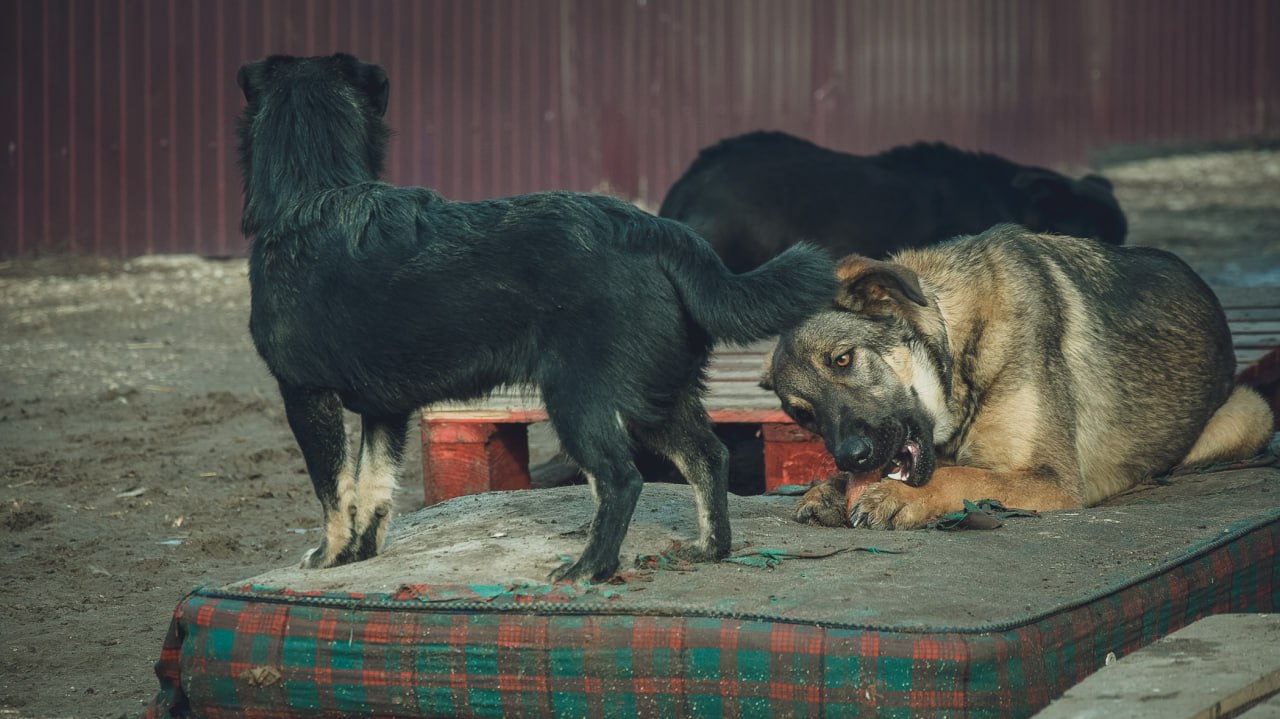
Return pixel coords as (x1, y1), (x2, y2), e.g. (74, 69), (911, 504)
(724, 544), (904, 569)
(929, 498), (1040, 530)
(766, 483), (820, 496)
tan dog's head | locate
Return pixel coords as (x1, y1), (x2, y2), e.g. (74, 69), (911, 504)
(762, 255), (952, 491)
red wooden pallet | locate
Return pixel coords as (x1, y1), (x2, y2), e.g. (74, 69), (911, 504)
(420, 288), (1279, 506)
(419, 340), (834, 505)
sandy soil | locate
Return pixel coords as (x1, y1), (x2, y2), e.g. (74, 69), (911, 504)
(1, 149), (1278, 718)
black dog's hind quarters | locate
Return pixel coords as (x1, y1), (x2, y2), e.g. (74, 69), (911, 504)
(236, 54), (836, 581)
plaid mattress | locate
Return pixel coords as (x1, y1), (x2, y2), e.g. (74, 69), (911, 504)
(146, 514), (1277, 718)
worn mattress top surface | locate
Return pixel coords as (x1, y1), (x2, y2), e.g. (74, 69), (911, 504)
(237, 467), (1279, 632)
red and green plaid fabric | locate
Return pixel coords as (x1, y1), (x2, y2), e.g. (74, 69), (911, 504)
(147, 516), (1277, 718)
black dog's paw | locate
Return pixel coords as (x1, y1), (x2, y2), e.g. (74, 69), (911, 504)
(300, 540), (337, 569)
(302, 502), (367, 568)
(666, 539), (730, 564)
(300, 539), (364, 568)
(547, 562), (582, 584)
(548, 556), (618, 585)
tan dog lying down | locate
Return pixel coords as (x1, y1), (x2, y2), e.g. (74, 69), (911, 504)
(762, 225), (1273, 529)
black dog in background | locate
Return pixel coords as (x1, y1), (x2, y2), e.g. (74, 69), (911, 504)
(235, 54), (836, 583)
(660, 131), (1128, 272)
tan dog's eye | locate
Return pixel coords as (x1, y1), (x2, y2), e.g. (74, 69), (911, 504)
(834, 352), (852, 368)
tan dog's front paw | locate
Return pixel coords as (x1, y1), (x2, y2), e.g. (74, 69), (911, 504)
(793, 477), (849, 527)
(850, 481), (938, 529)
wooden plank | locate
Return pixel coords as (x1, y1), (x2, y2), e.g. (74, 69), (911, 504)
(421, 407), (549, 423)
(1219, 287), (1280, 328)
(421, 383), (783, 416)
(1240, 690), (1280, 718)
(422, 403), (788, 424)
(1226, 307), (1280, 322)
(1237, 335), (1280, 350)
(1239, 349), (1271, 367)
(714, 339), (779, 353)
(1215, 286), (1280, 309)
(1033, 614), (1280, 719)
(707, 368), (769, 382)
(1227, 321), (1280, 334)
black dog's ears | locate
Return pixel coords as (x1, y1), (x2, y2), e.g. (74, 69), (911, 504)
(1081, 173), (1114, 192)
(236, 61), (267, 104)
(1012, 168), (1073, 208)
(1017, 168), (1116, 200)
(237, 55), (299, 104)
(1011, 168), (1065, 192)
(237, 54), (388, 116)
(834, 255), (928, 316)
(349, 60), (390, 117)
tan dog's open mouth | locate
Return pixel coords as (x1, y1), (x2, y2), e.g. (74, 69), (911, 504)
(844, 438), (921, 516)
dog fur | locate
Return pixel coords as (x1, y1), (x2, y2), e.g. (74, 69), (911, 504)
(761, 225), (1273, 529)
(235, 54), (836, 582)
(660, 131), (1128, 272)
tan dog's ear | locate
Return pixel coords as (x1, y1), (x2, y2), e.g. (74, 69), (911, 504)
(758, 341), (778, 391)
(835, 255), (928, 316)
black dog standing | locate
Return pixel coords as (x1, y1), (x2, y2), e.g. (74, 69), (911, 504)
(235, 54), (836, 583)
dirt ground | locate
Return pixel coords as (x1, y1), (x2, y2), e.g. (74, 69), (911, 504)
(2, 148), (1278, 718)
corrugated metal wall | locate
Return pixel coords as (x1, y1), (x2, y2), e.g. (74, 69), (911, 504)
(3, 0), (1278, 258)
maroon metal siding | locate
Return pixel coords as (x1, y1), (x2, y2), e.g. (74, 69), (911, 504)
(3, 0), (1277, 258)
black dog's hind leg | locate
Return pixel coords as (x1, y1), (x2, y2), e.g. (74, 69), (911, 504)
(351, 413), (411, 561)
(546, 404), (645, 584)
(278, 383), (358, 568)
(636, 392), (732, 562)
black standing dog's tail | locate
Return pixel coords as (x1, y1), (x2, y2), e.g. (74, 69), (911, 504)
(648, 222), (837, 343)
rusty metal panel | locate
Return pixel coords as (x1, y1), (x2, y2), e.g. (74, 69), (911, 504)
(2, 0), (1277, 258)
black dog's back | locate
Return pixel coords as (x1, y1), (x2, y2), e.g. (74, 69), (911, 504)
(249, 186), (834, 420)
(660, 131), (1128, 272)
(659, 132), (921, 271)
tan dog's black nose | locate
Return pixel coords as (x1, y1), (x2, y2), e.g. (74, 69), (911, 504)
(835, 434), (875, 472)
